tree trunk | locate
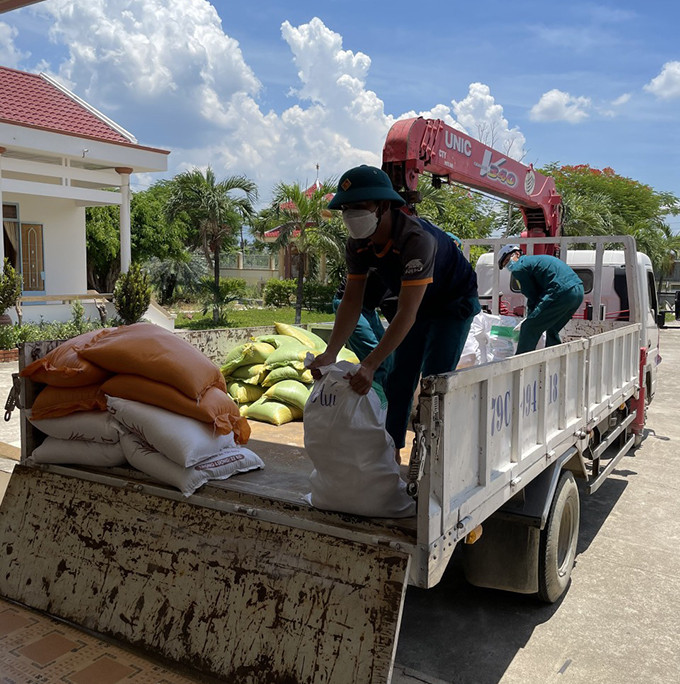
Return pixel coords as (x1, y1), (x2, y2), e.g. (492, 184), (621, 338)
(213, 247), (221, 324)
(294, 253), (304, 325)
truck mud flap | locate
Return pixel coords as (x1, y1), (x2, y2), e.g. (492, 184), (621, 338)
(0, 466), (410, 683)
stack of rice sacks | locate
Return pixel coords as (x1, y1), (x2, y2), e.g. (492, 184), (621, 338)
(221, 322), (359, 426)
(21, 323), (262, 496)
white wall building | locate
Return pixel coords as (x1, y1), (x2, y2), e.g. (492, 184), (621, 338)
(0, 65), (170, 325)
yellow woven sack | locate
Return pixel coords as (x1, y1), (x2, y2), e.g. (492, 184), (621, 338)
(221, 342), (275, 377)
(246, 397), (303, 426)
(274, 322), (327, 349)
(264, 380), (312, 411)
(226, 380), (264, 405)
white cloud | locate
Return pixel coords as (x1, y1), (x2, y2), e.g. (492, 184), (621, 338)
(25, 5), (528, 204)
(612, 93), (631, 106)
(644, 61), (680, 99)
(452, 83), (526, 160)
(530, 89), (591, 124)
(38, 0), (260, 145)
(0, 22), (28, 68)
(280, 18), (394, 154)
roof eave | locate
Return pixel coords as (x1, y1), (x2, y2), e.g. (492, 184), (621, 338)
(0, 119), (169, 173)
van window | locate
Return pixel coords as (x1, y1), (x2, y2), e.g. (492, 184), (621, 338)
(647, 271), (658, 317)
(510, 268), (593, 293)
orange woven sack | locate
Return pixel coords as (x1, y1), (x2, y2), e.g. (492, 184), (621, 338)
(20, 329), (111, 387)
(30, 384), (107, 420)
(76, 323), (226, 401)
(101, 374), (250, 445)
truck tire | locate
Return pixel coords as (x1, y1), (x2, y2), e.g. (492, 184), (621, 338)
(537, 470), (580, 603)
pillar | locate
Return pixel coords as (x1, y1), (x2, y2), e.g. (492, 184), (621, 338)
(0, 147), (5, 265)
(116, 167), (133, 273)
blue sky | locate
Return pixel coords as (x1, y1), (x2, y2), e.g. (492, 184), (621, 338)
(2, 0), (679, 229)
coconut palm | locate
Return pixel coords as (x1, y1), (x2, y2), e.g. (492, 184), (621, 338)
(256, 180), (341, 324)
(165, 168), (257, 323)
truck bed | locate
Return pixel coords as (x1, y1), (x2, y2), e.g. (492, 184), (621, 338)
(25, 418), (418, 549)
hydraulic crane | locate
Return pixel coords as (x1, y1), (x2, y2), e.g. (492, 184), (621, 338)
(382, 117), (563, 255)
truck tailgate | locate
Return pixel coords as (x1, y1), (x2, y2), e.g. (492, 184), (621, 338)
(0, 464), (410, 683)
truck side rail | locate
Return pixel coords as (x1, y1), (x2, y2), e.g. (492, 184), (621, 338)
(411, 322), (641, 588)
(585, 323), (640, 428)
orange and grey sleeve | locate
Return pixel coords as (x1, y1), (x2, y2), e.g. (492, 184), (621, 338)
(401, 276), (433, 287)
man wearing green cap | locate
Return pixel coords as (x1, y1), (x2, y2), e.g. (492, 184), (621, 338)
(309, 165), (480, 459)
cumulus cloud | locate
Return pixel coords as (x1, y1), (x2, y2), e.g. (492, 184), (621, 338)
(37, 0), (260, 146)
(530, 89), (591, 123)
(0, 22), (28, 68)
(18, 5), (528, 203)
(452, 83), (526, 160)
(644, 61), (680, 99)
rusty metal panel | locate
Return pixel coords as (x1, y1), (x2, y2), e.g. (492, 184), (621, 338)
(0, 466), (409, 683)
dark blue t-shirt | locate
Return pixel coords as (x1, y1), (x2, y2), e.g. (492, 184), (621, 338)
(346, 210), (478, 319)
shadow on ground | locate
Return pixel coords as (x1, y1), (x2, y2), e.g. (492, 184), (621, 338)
(395, 463), (633, 684)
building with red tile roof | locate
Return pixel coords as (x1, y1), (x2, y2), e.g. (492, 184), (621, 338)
(0, 65), (170, 326)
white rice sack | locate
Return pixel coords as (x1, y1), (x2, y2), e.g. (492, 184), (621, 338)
(31, 436), (126, 467)
(120, 432), (264, 497)
(456, 317), (481, 369)
(471, 312), (494, 364)
(106, 395), (236, 467)
(303, 360), (415, 518)
(28, 410), (120, 444)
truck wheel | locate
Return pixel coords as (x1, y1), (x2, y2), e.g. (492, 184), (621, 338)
(537, 471), (580, 603)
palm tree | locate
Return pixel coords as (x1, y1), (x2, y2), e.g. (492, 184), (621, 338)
(165, 168), (257, 323)
(257, 180), (341, 324)
(560, 192), (617, 237)
(145, 251), (208, 305)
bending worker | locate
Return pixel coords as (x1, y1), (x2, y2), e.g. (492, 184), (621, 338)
(498, 244), (584, 354)
(309, 165), (480, 457)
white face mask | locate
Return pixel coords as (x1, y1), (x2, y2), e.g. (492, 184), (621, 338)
(342, 208), (378, 239)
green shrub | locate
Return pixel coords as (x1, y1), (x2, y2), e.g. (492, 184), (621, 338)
(199, 277), (248, 322)
(263, 279), (296, 307)
(0, 258), (22, 315)
(302, 282), (336, 313)
(0, 319), (105, 350)
(113, 263), (151, 325)
(0, 324), (17, 350)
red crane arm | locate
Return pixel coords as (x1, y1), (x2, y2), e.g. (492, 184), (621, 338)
(382, 117), (563, 247)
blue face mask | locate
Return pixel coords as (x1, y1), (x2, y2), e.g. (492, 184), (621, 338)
(505, 258), (518, 271)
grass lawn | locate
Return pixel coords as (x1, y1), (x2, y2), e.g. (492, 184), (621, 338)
(173, 306), (335, 330)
